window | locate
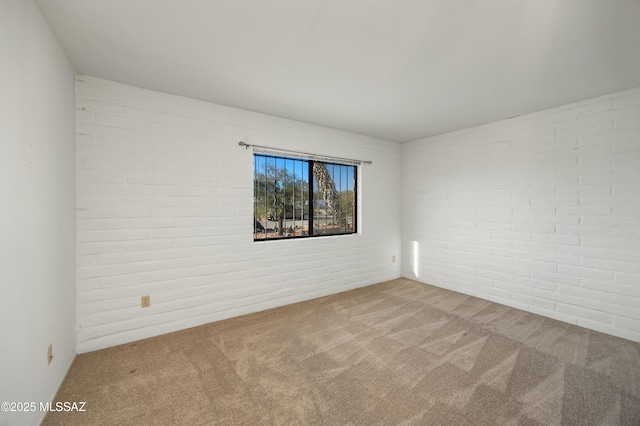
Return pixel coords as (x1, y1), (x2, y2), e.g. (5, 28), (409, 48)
(253, 153), (357, 240)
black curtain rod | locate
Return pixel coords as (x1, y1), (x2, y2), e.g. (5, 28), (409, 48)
(238, 141), (372, 165)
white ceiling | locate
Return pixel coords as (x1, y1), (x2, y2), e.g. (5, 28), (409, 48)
(35, 0), (640, 142)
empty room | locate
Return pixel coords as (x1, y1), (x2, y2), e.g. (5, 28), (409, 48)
(2, 0), (640, 425)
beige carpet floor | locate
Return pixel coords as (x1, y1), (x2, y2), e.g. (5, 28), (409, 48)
(44, 278), (640, 425)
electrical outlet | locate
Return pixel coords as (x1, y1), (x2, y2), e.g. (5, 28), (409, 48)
(392, 255), (396, 263)
(47, 344), (53, 365)
(141, 295), (151, 308)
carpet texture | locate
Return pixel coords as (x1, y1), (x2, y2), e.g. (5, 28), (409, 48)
(43, 278), (640, 425)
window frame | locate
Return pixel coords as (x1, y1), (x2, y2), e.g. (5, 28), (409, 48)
(253, 153), (358, 242)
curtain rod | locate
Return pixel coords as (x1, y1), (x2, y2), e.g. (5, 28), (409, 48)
(238, 141), (372, 165)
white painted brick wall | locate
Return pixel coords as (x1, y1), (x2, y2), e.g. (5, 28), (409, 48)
(403, 86), (640, 342)
(76, 75), (402, 353)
